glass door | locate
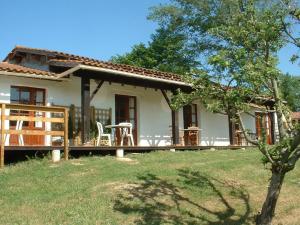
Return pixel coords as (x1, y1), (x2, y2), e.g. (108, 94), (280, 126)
(115, 95), (137, 145)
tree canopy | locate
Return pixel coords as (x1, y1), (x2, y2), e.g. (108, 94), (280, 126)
(280, 73), (300, 111)
(111, 27), (198, 75)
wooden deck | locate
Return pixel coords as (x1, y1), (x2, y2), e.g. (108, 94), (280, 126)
(1, 102), (252, 167)
(4, 145), (252, 152)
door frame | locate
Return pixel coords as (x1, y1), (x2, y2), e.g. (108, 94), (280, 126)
(255, 112), (273, 145)
(115, 94), (138, 145)
(183, 104), (198, 144)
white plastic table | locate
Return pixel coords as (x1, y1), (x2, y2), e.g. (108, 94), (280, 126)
(105, 124), (132, 146)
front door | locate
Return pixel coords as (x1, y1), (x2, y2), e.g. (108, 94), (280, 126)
(115, 95), (137, 145)
(10, 86), (46, 145)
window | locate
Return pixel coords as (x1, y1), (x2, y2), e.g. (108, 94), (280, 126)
(191, 104), (198, 127)
(10, 86), (46, 127)
(183, 104), (198, 128)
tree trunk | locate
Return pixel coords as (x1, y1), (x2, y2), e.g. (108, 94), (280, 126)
(256, 171), (285, 225)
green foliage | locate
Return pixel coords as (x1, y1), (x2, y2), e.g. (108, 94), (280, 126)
(150, 0), (287, 114)
(111, 27), (198, 75)
(279, 73), (300, 111)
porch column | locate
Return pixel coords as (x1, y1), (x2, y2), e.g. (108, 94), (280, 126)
(172, 110), (180, 145)
(161, 89), (180, 146)
(228, 115), (235, 145)
(81, 76), (90, 144)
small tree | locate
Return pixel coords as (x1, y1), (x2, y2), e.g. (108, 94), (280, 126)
(150, 0), (300, 224)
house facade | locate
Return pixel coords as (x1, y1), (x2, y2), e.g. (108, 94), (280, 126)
(0, 46), (276, 147)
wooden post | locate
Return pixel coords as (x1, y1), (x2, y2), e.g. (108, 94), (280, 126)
(64, 108), (69, 160)
(109, 108), (112, 122)
(69, 104), (75, 140)
(228, 115), (235, 145)
(81, 77), (91, 144)
(160, 89), (180, 146)
(1, 104), (6, 168)
(90, 106), (96, 126)
(172, 110), (180, 146)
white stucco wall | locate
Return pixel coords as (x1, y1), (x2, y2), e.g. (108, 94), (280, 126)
(198, 104), (230, 146)
(0, 74), (263, 146)
(0, 75), (174, 146)
(241, 110), (256, 134)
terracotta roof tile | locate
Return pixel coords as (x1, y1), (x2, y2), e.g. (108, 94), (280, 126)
(8, 46), (185, 83)
(0, 62), (57, 77)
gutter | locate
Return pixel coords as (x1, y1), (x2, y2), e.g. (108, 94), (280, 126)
(57, 64), (191, 87)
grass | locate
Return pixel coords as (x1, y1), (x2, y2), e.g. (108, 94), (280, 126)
(0, 149), (299, 225)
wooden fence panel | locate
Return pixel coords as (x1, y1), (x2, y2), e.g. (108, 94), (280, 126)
(0, 103), (69, 167)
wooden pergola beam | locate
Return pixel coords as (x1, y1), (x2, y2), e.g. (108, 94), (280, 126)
(90, 80), (104, 102)
(160, 89), (171, 108)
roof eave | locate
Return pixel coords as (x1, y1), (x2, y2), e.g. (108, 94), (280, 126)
(58, 64), (191, 87)
(0, 71), (68, 81)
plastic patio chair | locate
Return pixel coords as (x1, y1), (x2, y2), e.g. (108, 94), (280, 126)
(119, 122), (134, 146)
(96, 122), (112, 146)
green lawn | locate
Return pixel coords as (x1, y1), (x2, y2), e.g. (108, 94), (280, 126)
(0, 150), (299, 225)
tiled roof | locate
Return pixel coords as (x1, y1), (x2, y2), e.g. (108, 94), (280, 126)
(7, 46), (185, 83)
(0, 62), (57, 78)
(292, 112), (300, 119)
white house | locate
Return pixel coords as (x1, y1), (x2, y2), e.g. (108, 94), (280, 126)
(0, 46), (276, 148)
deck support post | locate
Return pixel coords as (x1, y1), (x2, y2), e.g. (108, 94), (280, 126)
(116, 148), (124, 158)
(81, 76), (91, 144)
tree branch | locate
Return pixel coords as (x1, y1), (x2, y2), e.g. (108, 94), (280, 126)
(281, 17), (300, 48)
(236, 113), (259, 145)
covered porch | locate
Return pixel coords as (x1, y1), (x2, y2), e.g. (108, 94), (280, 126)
(68, 65), (193, 148)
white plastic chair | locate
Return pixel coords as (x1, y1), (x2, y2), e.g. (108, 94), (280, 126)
(96, 122), (112, 146)
(4, 120), (24, 146)
(119, 122), (134, 146)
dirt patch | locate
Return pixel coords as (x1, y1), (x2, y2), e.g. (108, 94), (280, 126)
(222, 178), (244, 188)
(49, 164), (59, 168)
(71, 162), (84, 166)
(116, 157), (139, 164)
(92, 182), (139, 193)
(275, 207), (300, 225)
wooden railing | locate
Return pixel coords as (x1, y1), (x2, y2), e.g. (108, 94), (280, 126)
(0, 103), (69, 168)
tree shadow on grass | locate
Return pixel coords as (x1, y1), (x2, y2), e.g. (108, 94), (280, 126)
(113, 169), (252, 225)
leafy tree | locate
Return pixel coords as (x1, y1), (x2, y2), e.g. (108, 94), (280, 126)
(111, 27), (198, 75)
(150, 0), (300, 224)
(279, 73), (300, 111)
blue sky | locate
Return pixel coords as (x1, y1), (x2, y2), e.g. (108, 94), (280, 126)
(0, 0), (299, 75)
